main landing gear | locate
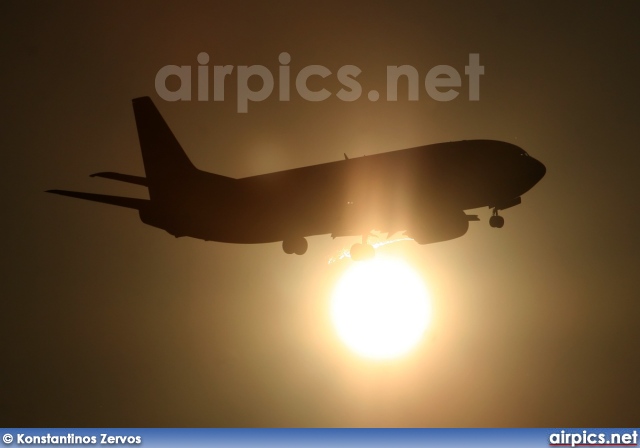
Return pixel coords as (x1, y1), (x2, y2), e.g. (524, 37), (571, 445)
(350, 234), (375, 261)
(282, 237), (308, 255)
(489, 208), (505, 228)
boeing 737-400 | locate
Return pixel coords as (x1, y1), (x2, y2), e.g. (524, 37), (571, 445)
(48, 97), (546, 261)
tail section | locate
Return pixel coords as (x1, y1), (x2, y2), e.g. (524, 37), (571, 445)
(47, 190), (148, 210)
(132, 97), (198, 200)
(49, 97), (236, 219)
(90, 172), (148, 186)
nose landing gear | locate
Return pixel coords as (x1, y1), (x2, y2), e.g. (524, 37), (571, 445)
(489, 208), (505, 228)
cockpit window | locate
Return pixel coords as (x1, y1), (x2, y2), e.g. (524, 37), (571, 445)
(519, 150), (529, 157)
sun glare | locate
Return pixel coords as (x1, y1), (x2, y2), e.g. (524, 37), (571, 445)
(331, 257), (431, 360)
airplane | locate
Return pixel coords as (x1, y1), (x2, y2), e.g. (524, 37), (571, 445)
(48, 97), (546, 261)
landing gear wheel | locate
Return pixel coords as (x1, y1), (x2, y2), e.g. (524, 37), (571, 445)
(293, 237), (308, 255)
(350, 243), (375, 261)
(282, 240), (294, 254)
(282, 237), (308, 255)
(489, 215), (505, 228)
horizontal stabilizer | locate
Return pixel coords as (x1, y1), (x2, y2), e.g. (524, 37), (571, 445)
(90, 172), (148, 186)
(46, 190), (148, 210)
(466, 214), (480, 221)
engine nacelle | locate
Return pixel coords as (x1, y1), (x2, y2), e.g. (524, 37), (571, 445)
(405, 209), (470, 245)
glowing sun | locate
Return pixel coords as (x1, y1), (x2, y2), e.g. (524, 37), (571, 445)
(331, 257), (432, 359)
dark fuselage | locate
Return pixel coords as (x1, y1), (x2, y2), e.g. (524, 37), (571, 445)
(49, 98), (545, 254)
(140, 140), (545, 244)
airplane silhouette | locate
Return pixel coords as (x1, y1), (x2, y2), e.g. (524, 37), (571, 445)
(48, 97), (546, 261)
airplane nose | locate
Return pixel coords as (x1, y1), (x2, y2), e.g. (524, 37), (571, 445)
(531, 157), (546, 183)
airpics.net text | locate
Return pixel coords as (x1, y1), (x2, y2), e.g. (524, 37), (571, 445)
(155, 52), (484, 113)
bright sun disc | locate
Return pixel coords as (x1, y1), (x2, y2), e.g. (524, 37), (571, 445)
(331, 257), (431, 360)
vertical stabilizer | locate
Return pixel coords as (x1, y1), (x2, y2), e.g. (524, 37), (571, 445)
(132, 97), (197, 200)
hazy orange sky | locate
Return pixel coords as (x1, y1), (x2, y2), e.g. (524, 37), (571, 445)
(2, 1), (639, 426)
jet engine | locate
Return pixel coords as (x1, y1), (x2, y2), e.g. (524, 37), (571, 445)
(404, 209), (470, 245)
